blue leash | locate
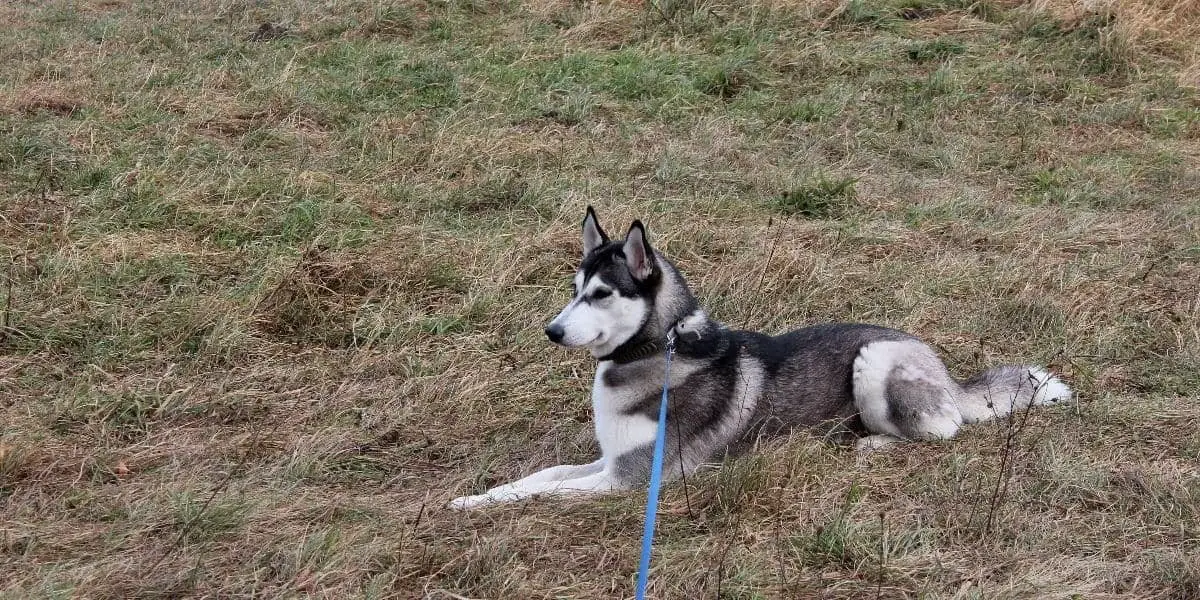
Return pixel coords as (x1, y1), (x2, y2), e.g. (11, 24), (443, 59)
(635, 331), (675, 600)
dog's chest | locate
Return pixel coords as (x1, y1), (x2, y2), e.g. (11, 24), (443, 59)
(590, 363), (660, 458)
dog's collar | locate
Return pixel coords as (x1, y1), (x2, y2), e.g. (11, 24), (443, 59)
(598, 324), (680, 365)
(598, 339), (664, 364)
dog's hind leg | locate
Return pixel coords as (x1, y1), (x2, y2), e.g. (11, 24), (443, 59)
(852, 340), (964, 449)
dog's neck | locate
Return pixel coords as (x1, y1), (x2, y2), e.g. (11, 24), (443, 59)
(597, 336), (666, 364)
(596, 257), (712, 364)
(597, 308), (725, 364)
(595, 310), (677, 364)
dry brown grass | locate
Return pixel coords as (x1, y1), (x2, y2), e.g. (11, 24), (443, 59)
(1, 0), (1198, 598)
(1032, 0), (1200, 85)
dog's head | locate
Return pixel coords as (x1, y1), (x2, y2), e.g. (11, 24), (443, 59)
(544, 207), (664, 357)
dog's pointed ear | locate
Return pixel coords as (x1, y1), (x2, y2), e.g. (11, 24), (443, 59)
(582, 206), (609, 257)
(622, 220), (656, 280)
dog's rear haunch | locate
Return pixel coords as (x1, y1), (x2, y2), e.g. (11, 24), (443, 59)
(448, 207), (1071, 510)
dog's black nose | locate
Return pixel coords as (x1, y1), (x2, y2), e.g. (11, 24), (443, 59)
(544, 324), (564, 343)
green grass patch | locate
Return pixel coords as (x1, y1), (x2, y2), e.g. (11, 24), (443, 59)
(906, 38), (966, 63)
(774, 174), (859, 218)
(171, 492), (249, 543)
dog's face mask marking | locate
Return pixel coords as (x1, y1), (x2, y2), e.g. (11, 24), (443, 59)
(547, 271), (648, 352)
(545, 209), (655, 356)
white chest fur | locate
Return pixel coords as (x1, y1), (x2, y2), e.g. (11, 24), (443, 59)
(591, 362), (659, 460)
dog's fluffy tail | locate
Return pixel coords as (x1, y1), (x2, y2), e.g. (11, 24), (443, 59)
(956, 366), (1072, 424)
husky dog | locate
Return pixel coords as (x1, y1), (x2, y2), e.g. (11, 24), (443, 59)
(448, 207), (1072, 510)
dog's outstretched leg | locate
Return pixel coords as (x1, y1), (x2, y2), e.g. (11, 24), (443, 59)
(448, 468), (621, 510)
(447, 459), (607, 510)
(495, 458), (606, 488)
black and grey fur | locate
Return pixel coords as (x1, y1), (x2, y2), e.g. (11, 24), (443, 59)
(448, 207), (1072, 510)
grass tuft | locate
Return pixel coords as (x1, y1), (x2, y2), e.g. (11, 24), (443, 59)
(833, 0), (898, 29)
(906, 38), (966, 62)
(696, 56), (760, 98)
(171, 492), (249, 543)
(775, 173), (859, 218)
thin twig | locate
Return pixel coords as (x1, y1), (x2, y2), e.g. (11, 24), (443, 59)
(0, 265), (13, 344)
(984, 374), (1042, 534)
(146, 418), (281, 573)
(774, 482), (789, 597)
(876, 511), (886, 599)
(673, 392), (693, 516)
(712, 461), (751, 599)
(713, 508), (742, 600)
(756, 216), (785, 292)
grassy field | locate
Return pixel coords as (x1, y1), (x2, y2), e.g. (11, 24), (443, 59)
(2, 0), (1198, 597)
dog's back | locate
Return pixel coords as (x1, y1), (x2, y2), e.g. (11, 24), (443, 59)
(735, 323), (917, 439)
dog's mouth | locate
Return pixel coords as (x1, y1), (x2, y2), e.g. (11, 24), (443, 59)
(555, 332), (603, 349)
(576, 333), (605, 348)
(546, 329), (603, 348)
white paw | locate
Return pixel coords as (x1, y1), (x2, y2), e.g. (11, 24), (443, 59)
(446, 494), (493, 511)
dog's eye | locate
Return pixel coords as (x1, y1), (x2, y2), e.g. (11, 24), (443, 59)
(591, 289), (612, 300)
(570, 282), (578, 296)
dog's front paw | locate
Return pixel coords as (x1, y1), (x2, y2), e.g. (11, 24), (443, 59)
(447, 493), (493, 511)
